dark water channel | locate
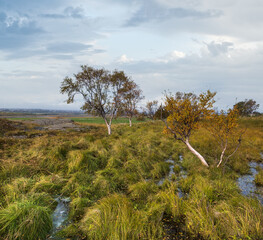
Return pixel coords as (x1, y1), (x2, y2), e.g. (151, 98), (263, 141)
(159, 156), (193, 239)
(47, 197), (70, 240)
(237, 162), (263, 204)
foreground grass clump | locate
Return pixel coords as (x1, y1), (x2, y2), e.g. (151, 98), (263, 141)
(80, 194), (145, 240)
(215, 197), (263, 239)
(0, 200), (52, 240)
(255, 169), (263, 186)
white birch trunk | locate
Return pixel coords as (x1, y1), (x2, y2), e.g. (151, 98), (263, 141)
(106, 123), (112, 135)
(185, 138), (209, 167)
(129, 117), (132, 127)
(217, 143), (227, 168)
(104, 118), (112, 135)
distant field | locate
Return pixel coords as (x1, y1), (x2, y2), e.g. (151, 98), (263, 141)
(6, 116), (148, 125)
(71, 117), (147, 124)
(7, 117), (44, 121)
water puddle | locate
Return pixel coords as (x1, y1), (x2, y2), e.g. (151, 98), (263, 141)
(158, 159), (175, 186)
(237, 162), (263, 204)
(158, 155), (187, 198)
(47, 197), (70, 240)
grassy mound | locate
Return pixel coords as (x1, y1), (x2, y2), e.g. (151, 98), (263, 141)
(0, 200), (52, 240)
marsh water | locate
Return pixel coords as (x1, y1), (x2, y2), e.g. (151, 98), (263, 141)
(48, 197), (70, 240)
(158, 155), (187, 197)
(237, 162), (263, 204)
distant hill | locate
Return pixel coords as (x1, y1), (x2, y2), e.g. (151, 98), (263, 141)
(0, 108), (84, 116)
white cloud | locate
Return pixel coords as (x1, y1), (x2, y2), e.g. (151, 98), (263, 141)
(117, 54), (134, 63)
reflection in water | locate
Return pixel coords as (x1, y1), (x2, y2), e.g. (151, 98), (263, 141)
(237, 162), (263, 204)
(48, 197), (70, 240)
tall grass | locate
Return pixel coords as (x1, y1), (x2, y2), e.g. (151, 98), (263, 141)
(0, 200), (52, 240)
(80, 194), (145, 240)
(1, 117), (263, 240)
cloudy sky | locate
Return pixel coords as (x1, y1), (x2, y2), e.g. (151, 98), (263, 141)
(0, 0), (262, 111)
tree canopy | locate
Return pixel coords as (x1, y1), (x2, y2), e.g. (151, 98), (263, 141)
(120, 81), (144, 126)
(164, 90), (216, 167)
(60, 65), (135, 135)
(145, 100), (159, 119)
(234, 99), (260, 116)
(207, 106), (243, 167)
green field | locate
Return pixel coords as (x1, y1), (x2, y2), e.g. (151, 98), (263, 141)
(71, 117), (147, 124)
(6, 117), (147, 125)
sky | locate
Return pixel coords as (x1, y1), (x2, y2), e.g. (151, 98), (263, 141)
(0, 0), (262, 111)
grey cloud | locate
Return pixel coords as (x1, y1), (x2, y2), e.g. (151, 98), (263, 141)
(108, 47), (263, 111)
(0, 0), (65, 12)
(64, 6), (84, 18)
(205, 41), (234, 56)
(46, 42), (92, 53)
(0, 12), (42, 35)
(125, 1), (222, 27)
(41, 6), (85, 19)
(0, 12), (43, 49)
(4, 49), (46, 60)
(40, 13), (66, 19)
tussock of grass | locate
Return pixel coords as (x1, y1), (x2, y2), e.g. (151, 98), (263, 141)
(0, 200), (52, 240)
(215, 197), (263, 239)
(3, 177), (35, 204)
(150, 161), (170, 179)
(32, 175), (65, 194)
(255, 169), (263, 186)
(80, 194), (145, 240)
(128, 180), (158, 202)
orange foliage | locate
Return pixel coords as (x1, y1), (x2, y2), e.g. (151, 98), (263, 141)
(164, 90), (216, 142)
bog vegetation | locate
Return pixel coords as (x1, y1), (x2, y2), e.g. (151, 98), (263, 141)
(1, 66), (262, 239)
(0, 112), (262, 239)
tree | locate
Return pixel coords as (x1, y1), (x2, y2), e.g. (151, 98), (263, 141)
(145, 100), (158, 119)
(163, 90), (216, 167)
(234, 99), (259, 116)
(153, 104), (169, 120)
(60, 65), (132, 135)
(207, 107), (243, 167)
(120, 81), (144, 127)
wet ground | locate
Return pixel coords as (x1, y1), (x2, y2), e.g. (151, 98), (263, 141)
(48, 197), (70, 240)
(159, 156), (191, 239)
(237, 161), (263, 204)
(158, 155), (186, 198)
(162, 214), (196, 240)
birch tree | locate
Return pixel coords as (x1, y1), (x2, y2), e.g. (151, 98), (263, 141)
(208, 107), (243, 167)
(60, 66), (131, 135)
(146, 100), (158, 120)
(120, 81), (144, 127)
(163, 90), (216, 167)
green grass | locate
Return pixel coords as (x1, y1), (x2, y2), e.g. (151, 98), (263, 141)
(71, 117), (148, 124)
(255, 169), (263, 186)
(0, 118), (263, 240)
(0, 200), (52, 240)
(7, 117), (44, 121)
